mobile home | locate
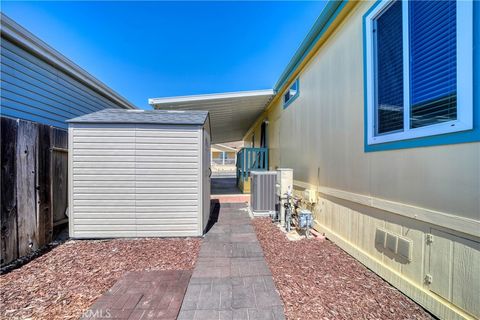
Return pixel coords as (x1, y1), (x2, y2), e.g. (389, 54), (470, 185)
(0, 14), (136, 266)
(151, 1), (479, 319)
(0, 13), (136, 127)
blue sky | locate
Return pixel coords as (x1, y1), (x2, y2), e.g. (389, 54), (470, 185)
(2, 1), (326, 109)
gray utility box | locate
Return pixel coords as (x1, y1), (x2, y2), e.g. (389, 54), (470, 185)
(250, 171), (277, 216)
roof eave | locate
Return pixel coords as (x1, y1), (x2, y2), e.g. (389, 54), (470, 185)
(66, 109), (209, 125)
(149, 89), (275, 106)
(212, 144), (238, 152)
(273, 0), (348, 92)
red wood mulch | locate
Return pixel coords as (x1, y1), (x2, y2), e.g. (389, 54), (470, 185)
(0, 238), (201, 320)
(252, 218), (433, 320)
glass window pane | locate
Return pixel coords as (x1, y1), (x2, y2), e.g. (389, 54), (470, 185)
(409, 0), (456, 128)
(375, 0), (404, 135)
(284, 91), (291, 104)
(284, 79), (299, 106)
(290, 80), (298, 96)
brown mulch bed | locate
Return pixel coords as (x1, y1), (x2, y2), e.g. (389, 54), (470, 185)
(252, 218), (433, 320)
(0, 238), (201, 320)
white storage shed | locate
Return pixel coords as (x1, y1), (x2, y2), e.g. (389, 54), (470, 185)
(67, 109), (211, 238)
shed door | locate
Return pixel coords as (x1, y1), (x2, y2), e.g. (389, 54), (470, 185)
(70, 124), (137, 238)
(135, 125), (202, 237)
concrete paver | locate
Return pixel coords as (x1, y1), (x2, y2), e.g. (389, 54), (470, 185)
(179, 203), (285, 320)
(82, 270), (192, 320)
(83, 202), (284, 320)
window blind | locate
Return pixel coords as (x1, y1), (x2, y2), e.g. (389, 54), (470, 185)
(375, 0), (404, 135)
(409, 0), (457, 128)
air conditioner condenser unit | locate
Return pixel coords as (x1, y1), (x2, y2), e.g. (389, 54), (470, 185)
(250, 171), (277, 217)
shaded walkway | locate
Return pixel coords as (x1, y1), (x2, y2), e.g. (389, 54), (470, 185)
(211, 177), (242, 195)
(178, 203), (285, 320)
(211, 177), (250, 204)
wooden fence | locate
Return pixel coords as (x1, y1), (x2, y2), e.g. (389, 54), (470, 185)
(1, 117), (68, 266)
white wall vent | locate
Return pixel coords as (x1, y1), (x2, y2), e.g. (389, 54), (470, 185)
(375, 228), (387, 247)
(303, 189), (316, 203)
(376, 228), (413, 262)
(397, 237), (413, 261)
(386, 232), (398, 253)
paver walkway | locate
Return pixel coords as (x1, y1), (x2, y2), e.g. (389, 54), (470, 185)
(82, 270), (191, 320)
(210, 177), (250, 204)
(178, 203), (285, 320)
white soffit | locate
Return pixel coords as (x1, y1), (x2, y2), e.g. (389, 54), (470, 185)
(149, 90), (275, 144)
(211, 144), (238, 153)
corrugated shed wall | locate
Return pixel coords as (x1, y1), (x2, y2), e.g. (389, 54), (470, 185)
(1, 38), (127, 128)
(70, 124), (202, 238)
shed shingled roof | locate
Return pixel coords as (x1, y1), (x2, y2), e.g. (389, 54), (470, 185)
(67, 109), (209, 125)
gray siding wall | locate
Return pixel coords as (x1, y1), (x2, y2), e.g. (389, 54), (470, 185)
(69, 123), (203, 238)
(1, 38), (127, 128)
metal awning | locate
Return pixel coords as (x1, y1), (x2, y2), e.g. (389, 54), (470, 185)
(211, 144), (238, 153)
(148, 89), (274, 143)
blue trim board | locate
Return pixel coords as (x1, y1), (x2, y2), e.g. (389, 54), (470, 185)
(363, 0), (480, 152)
(283, 91), (299, 109)
(283, 79), (300, 109)
(274, 1), (348, 93)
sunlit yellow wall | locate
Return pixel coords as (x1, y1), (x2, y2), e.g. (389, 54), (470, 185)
(245, 2), (479, 319)
(244, 133), (261, 148)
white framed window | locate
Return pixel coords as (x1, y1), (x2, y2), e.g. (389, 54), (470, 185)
(365, 0), (473, 145)
(283, 78), (299, 108)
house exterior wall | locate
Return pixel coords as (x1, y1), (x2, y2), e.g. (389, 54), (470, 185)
(0, 38), (130, 128)
(69, 123), (204, 238)
(245, 1), (479, 319)
(212, 151), (235, 162)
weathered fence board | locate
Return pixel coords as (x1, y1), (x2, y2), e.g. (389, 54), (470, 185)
(37, 125), (52, 245)
(52, 129), (68, 226)
(1, 118), (18, 265)
(16, 121), (39, 256)
(0, 117), (68, 266)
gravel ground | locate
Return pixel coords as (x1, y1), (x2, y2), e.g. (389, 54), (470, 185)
(0, 238), (201, 320)
(252, 218), (433, 320)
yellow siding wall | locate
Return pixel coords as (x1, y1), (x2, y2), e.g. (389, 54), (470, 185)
(245, 2), (480, 319)
(244, 133), (261, 148)
(211, 151), (235, 160)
